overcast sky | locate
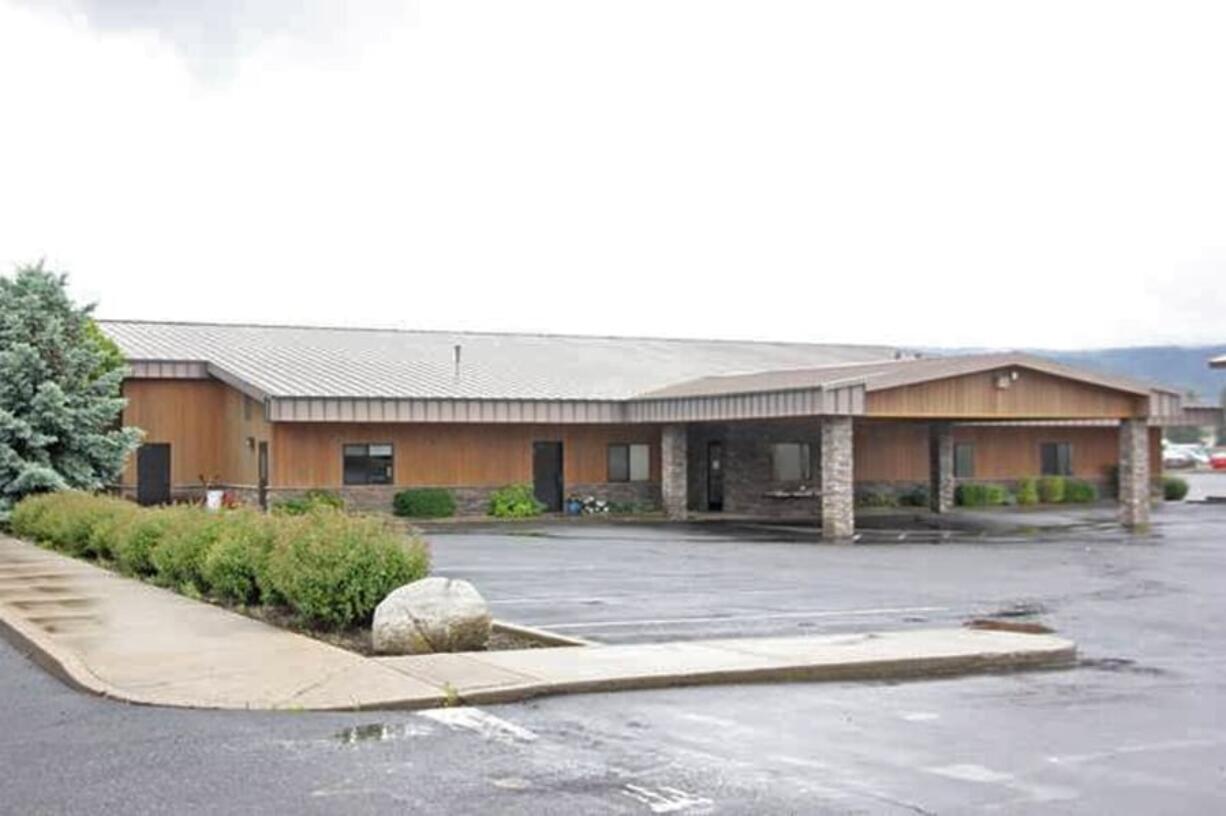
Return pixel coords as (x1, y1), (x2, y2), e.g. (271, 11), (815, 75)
(2, 1), (1224, 350)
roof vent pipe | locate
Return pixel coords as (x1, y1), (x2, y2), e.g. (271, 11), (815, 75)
(454, 344), (462, 380)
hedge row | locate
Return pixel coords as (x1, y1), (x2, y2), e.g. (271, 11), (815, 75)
(10, 492), (429, 628)
(854, 485), (929, 509)
(956, 477), (1100, 507)
(393, 488), (457, 518)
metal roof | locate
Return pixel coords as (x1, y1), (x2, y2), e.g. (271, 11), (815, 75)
(100, 320), (908, 402)
(638, 353), (1171, 399)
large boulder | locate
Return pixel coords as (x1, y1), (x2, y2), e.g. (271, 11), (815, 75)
(372, 577), (492, 655)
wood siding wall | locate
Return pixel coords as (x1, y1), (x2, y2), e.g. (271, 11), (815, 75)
(271, 423), (662, 489)
(853, 421), (932, 481)
(121, 377), (1162, 496)
(218, 387), (272, 486)
(855, 420), (1161, 482)
(866, 369), (1147, 419)
(120, 379), (270, 488)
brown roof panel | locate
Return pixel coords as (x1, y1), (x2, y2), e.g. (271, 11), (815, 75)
(637, 353), (1169, 400)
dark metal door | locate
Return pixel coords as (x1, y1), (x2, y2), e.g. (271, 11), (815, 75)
(257, 441), (269, 511)
(707, 440), (724, 511)
(532, 441), (564, 512)
(136, 443), (171, 506)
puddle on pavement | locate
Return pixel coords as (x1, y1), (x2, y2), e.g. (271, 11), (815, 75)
(1080, 657), (1169, 676)
(334, 722), (433, 745)
(966, 618), (1055, 634)
(989, 601), (1048, 618)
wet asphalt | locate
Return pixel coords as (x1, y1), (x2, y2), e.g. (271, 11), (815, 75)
(1, 483), (1224, 813)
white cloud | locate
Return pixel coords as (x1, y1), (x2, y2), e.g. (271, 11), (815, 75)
(1, 0), (1224, 349)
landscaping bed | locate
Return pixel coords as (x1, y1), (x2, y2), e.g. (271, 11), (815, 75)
(6, 491), (568, 656)
(223, 603), (555, 656)
(8, 491), (429, 631)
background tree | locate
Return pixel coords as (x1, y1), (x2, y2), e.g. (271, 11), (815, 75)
(0, 262), (141, 520)
(1164, 389), (1207, 444)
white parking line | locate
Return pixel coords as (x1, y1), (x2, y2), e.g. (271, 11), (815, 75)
(418, 707), (538, 744)
(621, 783), (713, 813)
(490, 596), (618, 606)
(527, 605), (947, 630)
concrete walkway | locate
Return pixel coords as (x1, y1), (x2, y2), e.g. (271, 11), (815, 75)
(0, 536), (1076, 711)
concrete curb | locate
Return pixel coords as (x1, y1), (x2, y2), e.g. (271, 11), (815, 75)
(492, 619), (596, 648)
(456, 642), (1078, 708)
(0, 600), (446, 712)
(1, 538), (1077, 713)
(0, 596), (146, 706)
(2, 592), (1076, 712)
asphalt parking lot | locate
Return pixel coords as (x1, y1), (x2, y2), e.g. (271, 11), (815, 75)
(426, 499), (1206, 648)
(2, 484), (1223, 813)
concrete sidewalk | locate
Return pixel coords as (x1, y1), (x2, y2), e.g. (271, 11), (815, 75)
(0, 536), (1076, 711)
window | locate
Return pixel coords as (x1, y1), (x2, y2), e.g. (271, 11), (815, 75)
(771, 442), (812, 482)
(1040, 442), (1072, 476)
(954, 443), (975, 478)
(608, 443), (650, 482)
(343, 443), (394, 485)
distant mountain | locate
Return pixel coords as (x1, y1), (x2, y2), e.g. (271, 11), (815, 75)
(956, 346), (1226, 402)
(1034, 346), (1226, 402)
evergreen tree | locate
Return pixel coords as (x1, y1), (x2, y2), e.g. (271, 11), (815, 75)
(0, 263), (141, 520)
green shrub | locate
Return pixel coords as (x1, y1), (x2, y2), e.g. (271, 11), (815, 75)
(273, 489), (345, 516)
(898, 485), (930, 508)
(150, 508), (225, 592)
(1064, 480), (1098, 503)
(1038, 476), (1067, 504)
(608, 501), (648, 515)
(114, 509), (174, 576)
(85, 501), (140, 560)
(10, 489), (434, 630)
(1163, 476), (1189, 501)
(12, 491), (85, 552)
(268, 511), (430, 628)
(1104, 465), (1120, 499)
(10, 492), (136, 557)
(488, 484), (544, 518)
(393, 488), (457, 518)
(854, 488), (898, 509)
(1016, 477), (1040, 506)
(202, 509), (278, 604)
(956, 483), (1009, 507)
(10, 493), (59, 542)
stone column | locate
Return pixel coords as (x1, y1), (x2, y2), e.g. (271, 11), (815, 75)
(1118, 418), (1150, 529)
(661, 423), (688, 520)
(821, 416), (855, 540)
(929, 422), (955, 514)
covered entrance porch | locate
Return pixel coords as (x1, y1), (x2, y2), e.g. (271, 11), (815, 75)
(634, 354), (1180, 538)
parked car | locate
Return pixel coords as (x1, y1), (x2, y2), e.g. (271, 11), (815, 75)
(1164, 443), (1210, 469)
(1163, 448), (1197, 469)
(1211, 451), (1226, 471)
